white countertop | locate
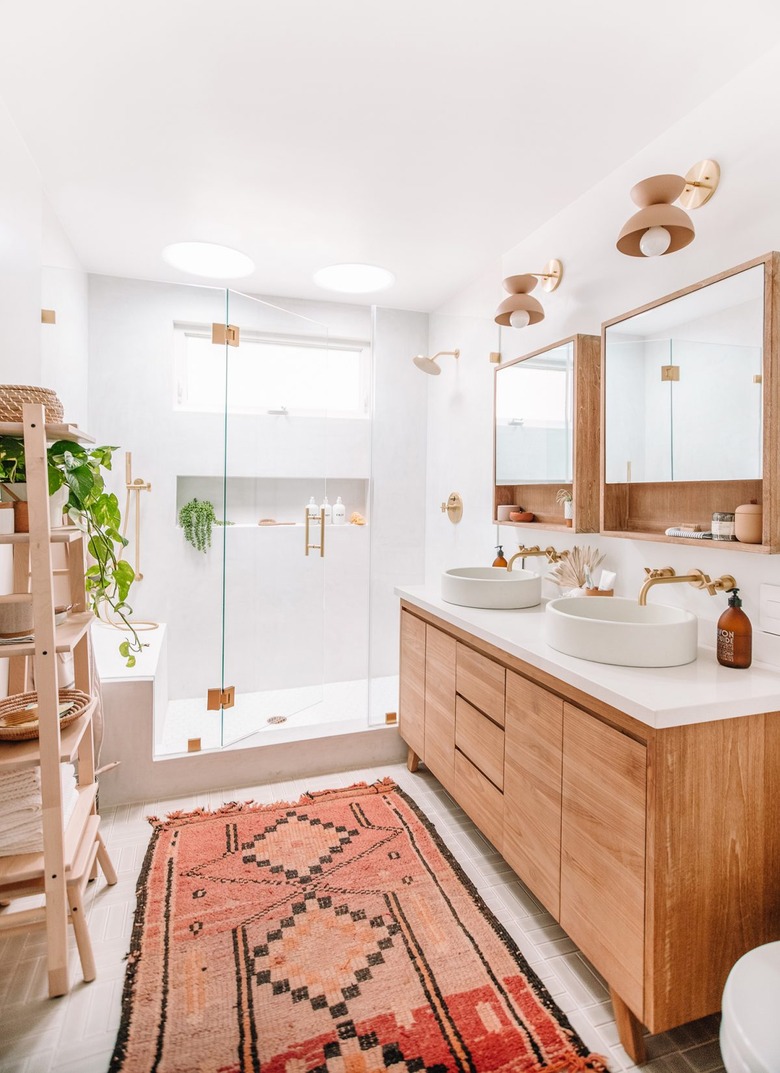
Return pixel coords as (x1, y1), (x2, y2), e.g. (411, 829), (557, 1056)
(396, 585), (780, 729)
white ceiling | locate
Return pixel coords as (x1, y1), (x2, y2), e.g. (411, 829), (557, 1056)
(3, 0), (780, 311)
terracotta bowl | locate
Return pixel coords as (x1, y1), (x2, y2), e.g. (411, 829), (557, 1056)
(509, 511), (534, 523)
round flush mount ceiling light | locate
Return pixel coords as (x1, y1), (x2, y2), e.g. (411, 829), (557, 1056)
(161, 242), (255, 279)
(313, 263), (395, 294)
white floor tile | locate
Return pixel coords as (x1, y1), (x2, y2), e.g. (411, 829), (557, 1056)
(0, 760), (725, 1072)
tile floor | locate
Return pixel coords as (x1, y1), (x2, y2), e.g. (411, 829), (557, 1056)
(0, 762), (725, 1073)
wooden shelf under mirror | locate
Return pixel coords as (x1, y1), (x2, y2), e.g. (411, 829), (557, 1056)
(601, 252), (780, 552)
(493, 334), (601, 533)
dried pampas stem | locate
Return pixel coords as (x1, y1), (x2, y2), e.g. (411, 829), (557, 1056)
(547, 545), (605, 589)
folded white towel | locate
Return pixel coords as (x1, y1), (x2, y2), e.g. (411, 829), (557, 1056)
(0, 785), (80, 856)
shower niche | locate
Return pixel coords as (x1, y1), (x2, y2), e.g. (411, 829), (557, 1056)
(176, 476), (370, 528)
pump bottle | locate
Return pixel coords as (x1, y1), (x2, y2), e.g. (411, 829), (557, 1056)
(493, 545), (507, 567)
(717, 588), (752, 669)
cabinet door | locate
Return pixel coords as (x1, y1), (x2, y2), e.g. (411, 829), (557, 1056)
(424, 624), (456, 784)
(503, 671), (563, 917)
(560, 704), (647, 1018)
(399, 610), (426, 761)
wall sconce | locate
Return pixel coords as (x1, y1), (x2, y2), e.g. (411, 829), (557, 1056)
(412, 349), (460, 376)
(494, 259), (563, 328)
(616, 159), (720, 258)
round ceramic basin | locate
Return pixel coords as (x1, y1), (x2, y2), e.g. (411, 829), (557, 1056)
(544, 595), (698, 667)
(441, 566), (541, 610)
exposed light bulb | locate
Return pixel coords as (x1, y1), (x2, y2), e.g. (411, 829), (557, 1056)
(639, 226), (672, 258)
(509, 309), (531, 329)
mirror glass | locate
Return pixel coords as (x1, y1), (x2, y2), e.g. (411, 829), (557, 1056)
(605, 264), (764, 483)
(495, 341), (574, 484)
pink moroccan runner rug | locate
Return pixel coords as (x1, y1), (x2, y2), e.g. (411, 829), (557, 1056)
(110, 779), (608, 1072)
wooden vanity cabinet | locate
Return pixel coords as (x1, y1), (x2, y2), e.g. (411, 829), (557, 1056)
(399, 600), (780, 1065)
(503, 672), (563, 918)
(398, 610), (425, 764)
(560, 705), (647, 1017)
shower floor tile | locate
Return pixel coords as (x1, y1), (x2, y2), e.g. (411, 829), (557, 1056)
(158, 674), (399, 754)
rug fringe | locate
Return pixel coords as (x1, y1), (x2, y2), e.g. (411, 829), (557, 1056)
(147, 776), (398, 827)
(540, 1053), (610, 1072)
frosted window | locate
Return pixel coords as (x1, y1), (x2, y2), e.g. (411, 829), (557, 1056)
(174, 329), (368, 418)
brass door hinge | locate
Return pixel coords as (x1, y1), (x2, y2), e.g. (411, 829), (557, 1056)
(661, 365), (680, 382)
(41, 309), (56, 324)
(207, 685), (236, 710)
(212, 323), (240, 347)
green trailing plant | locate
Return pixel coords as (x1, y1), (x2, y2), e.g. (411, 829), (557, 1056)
(179, 498), (217, 553)
(0, 435), (143, 667)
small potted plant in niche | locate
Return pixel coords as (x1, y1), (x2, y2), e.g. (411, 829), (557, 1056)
(178, 498), (233, 553)
(556, 488), (573, 527)
(0, 436), (143, 667)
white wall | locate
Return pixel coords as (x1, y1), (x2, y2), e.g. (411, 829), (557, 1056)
(427, 43), (780, 661)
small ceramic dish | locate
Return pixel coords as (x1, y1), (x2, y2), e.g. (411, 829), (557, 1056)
(509, 511), (535, 523)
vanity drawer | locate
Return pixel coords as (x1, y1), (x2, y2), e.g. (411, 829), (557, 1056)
(452, 748), (504, 851)
(455, 696), (504, 790)
(456, 643), (505, 726)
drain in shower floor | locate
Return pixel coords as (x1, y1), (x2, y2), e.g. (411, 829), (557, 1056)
(267, 715), (287, 725)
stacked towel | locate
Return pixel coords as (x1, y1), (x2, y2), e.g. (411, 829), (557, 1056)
(0, 764), (79, 856)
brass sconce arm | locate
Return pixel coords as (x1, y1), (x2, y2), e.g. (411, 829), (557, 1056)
(507, 545), (569, 572)
(639, 567), (737, 605)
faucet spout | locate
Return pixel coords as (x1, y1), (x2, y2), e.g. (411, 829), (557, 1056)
(507, 545), (569, 572)
(638, 567), (738, 605)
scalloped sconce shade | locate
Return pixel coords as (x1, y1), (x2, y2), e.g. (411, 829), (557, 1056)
(494, 274), (545, 327)
(617, 161), (720, 258)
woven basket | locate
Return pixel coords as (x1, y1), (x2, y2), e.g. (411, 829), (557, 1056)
(0, 689), (90, 741)
(0, 385), (64, 423)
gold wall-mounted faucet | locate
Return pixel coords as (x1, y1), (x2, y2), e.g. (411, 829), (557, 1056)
(638, 566), (737, 605)
(507, 545), (570, 572)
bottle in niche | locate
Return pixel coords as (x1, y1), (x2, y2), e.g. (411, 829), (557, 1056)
(306, 496), (319, 522)
(332, 496), (346, 525)
(717, 588), (752, 669)
(320, 496), (332, 524)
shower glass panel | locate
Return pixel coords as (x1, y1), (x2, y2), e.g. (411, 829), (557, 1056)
(152, 280), (232, 755)
(219, 290), (371, 747)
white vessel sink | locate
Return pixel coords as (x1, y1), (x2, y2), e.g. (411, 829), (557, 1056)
(441, 566), (541, 609)
(545, 596), (698, 667)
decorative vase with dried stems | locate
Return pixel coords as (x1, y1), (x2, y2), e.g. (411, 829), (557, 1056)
(555, 488), (573, 526)
(547, 545), (605, 594)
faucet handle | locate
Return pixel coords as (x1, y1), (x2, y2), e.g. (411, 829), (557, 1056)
(714, 573), (737, 594)
(545, 547), (569, 562)
(644, 566), (675, 579)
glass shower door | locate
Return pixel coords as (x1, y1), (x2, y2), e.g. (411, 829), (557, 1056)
(218, 290), (332, 746)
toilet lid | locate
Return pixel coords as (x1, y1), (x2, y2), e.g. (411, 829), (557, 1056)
(722, 942), (780, 1072)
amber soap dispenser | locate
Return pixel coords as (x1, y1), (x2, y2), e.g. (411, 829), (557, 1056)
(717, 588), (752, 669)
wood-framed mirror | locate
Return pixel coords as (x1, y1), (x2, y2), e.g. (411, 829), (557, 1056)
(493, 334), (601, 532)
(601, 251), (780, 552)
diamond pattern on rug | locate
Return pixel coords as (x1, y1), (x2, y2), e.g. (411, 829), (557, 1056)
(252, 895), (399, 1017)
(109, 780), (609, 1073)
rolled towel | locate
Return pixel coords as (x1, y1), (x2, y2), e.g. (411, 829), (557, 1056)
(665, 527), (713, 539)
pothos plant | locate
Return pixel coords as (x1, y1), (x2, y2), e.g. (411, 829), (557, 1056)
(0, 436), (143, 667)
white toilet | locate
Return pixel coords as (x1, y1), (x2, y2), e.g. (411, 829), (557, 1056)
(720, 941), (780, 1072)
